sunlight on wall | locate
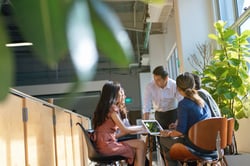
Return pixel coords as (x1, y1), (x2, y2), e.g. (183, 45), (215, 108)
(73, 134), (81, 165)
(0, 139), (7, 165)
(57, 134), (73, 165)
(0, 139), (26, 165)
(27, 137), (38, 166)
(11, 140), (26, 165)
(65, 135), (74, 165)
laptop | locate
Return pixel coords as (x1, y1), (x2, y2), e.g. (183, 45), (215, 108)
(141, 120), (163, 135)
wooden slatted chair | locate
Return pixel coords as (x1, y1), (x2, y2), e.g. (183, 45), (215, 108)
(169, 117), (228, 166)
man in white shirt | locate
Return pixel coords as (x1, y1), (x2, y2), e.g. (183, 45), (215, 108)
(142, 66), (183, 129)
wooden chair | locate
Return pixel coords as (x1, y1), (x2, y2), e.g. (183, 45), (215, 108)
(223, 118), (235, 166)
(76, 122), (127, 166)
(169, 117), (228, 166)
(226, 118), (235, 153)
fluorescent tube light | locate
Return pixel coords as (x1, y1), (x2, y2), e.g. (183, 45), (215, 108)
(5, 42), (33, 47)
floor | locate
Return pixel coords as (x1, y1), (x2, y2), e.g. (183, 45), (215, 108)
(150, 150), (165, 166)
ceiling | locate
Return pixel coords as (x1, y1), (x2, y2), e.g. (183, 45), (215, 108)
(1, 0), (174, 57)
(0, 0), (174, 86)
(104, 0), (174, 56)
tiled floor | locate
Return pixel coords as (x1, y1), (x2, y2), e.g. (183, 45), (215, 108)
(150, 150), (165, 166)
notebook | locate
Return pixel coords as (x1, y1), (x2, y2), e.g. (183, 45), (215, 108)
(141, 120), (163, 135)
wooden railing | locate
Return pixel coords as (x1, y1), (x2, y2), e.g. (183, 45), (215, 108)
(0, 89), (91, 166)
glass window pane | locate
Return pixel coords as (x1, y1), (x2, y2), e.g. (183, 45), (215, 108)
(218, 0), (235, 26)
(237, 0), (250, 16)
(240, 18), (250, 32)
(240, 18), (250, 44)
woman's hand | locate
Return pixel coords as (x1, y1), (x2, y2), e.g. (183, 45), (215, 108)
(160, 130), (172, 137)
(160, 129), (183, 137)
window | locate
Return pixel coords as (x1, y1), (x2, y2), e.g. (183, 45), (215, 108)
(217, 0), (250, 31)
(218, 0), (235, 26)
(237, 0), (250, 16)
(166, 45), (179, 80)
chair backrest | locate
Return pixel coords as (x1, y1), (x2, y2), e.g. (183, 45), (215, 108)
(227, 118), (235, 145)
(76, 122), (102, 160)
(188, 117), (228, 151)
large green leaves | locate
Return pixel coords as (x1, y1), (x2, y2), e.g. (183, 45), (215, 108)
(6, 0), (134, 93)
(11, 0), (70, 67)
(66, 0), (98, 82)
(0, 17), (14, 100)
(203, 21), (250, 130)
(86, 0), (133, 66)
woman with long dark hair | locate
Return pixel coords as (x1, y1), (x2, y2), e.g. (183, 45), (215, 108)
(92, 81), (146, 166)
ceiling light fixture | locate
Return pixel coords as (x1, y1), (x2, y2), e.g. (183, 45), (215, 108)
(5, 42), (33, 47)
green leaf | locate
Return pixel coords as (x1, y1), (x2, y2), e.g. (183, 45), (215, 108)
(215, 67), (228, 78)
(224, 91), (237, 99)
(228, 58), (240, 66)
(66, 0), (97, 82)
(0, 18), (14, 100)
(216, 86), (229, 95)
(241, 30), (250, 37)
(208, 34), (218, 41)
(226, 75), (242, 88)
(223, 29), (235, 40)
(87, 0), (133, 67)
(11, 0), (70, 67)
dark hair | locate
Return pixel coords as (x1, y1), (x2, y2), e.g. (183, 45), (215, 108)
(118, 88), (128, 120)
(92, 81), (121, 129)
(192, 73), (201, 90)
(153, 66), (168, 79)
(176, 72), (204, 107)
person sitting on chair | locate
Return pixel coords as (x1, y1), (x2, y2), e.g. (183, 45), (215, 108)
(92, 81), (146, 166)
(159, 72), (212, 166)
(192, 73), (221, 117)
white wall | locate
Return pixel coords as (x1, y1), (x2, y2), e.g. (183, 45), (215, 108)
(174, 0), (215, 72)
(148, 12), (177, 72)
(235, 118), (250, 153)
(148, 0), (215, 73)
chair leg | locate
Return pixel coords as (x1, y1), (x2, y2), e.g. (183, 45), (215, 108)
(222, 156), (228, 166)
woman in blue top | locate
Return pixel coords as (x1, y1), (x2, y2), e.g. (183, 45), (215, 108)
(159, 72), (211, 166)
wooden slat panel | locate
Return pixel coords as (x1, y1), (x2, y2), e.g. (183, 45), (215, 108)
(81, 116), (91, 165)
(82, 116), (91, 129)
(26, 98), (56, 166)
(54, 108), (74, 166)
(0, 94), (25, 166)
(71, 114), (85, 166)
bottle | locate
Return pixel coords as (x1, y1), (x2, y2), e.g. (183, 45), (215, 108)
(216, 131), (222, 159)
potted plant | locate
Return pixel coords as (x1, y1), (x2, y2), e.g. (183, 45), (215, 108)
(188, 20), (250, 156)
(202, 20), (250, 130)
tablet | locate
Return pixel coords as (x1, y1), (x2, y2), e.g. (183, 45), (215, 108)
(141, 120), (163, 135)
